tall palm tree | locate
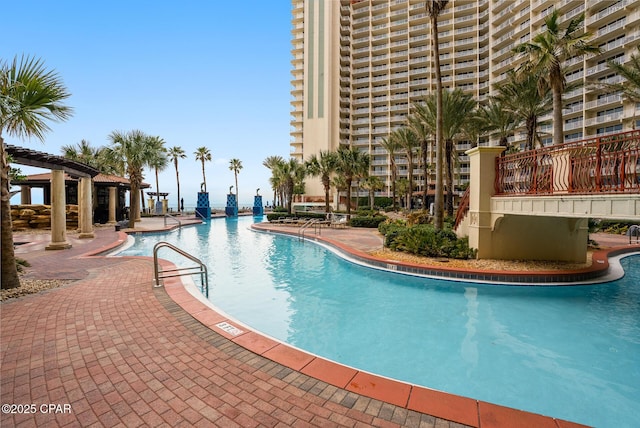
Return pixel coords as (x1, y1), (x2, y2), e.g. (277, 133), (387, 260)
(361, 175), (383, 210)
(495, 71), (553, 151)
(407, 111), (434, 211)
(1, 55), (73, 290)
(229, 158), (242, 200)
(596, 45), (640, 126)
(194, 146), (212, 192)
(425, 0), (449, 229)
(168, 146), (186, 213)
(148, 136), (167, 204)
(61, 139), (120, 174)
(513, 9), (599, 146)
(477, 98), (519, 147)
(108, 130), (157, 228)
(394, 127), (420, 211)
(379, 136), (401, 210)
(335, 146), (370, 216)
(415, 89), (476, 216)
(263, 155), (285, 207)
(276, 158), (306, 214)
(305, 150), (337, 213)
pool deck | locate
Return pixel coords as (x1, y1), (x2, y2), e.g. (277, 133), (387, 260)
(3, 216), (637, 427)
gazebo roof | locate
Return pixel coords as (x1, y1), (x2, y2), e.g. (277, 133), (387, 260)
(12, 172), (150, 189)
(5, 144), (100, 178)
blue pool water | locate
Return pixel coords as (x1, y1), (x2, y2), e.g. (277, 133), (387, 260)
(117, 216), (640, 427)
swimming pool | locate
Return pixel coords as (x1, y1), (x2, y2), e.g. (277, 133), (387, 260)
(117, 216), (640, 427)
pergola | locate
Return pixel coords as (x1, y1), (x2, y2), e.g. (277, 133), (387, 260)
(6, 144), (99, 250)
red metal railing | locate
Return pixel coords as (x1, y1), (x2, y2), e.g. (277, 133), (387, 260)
(495, 130), (640, 195)
(454, 187), (470, 229)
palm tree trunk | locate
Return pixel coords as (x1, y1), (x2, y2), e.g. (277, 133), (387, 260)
(345, 177), (352, 216)
(552, 85), (564, 147)
(155, 168), (160, 203)
(433, 17), (444, 229)
(175, 162), (181, 213)
(445, 139), (454, 216)
(1, 140), (20, 289)
(421, 139), (428, 210)
(201, 161), (206, 192)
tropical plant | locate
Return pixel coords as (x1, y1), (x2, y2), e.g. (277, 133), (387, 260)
(168, 146), (186, 213)
(379, 136), (401, 210)
(1, 55), (73, 289)
(229, 158), (242, 200)
(335, 146), (370, 216)
(148, 136), (167, 203)
(108, 130), (158, 228)
(263, 155), (285, 207)
(495, 71), (553, 151)
(361, 175), (383, 210)
(276, 158), (306, 214)
(513, 9), (599, 146)
(425, 0), (449, 230)
(395, 177), (410, 209)
(194, 146), (212, 192)
(414, 89), (476, 216)
(595, 44), (640, 126)
(393, 127), (419, 210)
(477, 99), (518, 147)
(305, 150), (337, 213)
(61, 139), (119, 174)
(407, 112), (434, 211)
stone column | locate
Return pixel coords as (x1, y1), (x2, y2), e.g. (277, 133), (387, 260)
(78, 177), (94, 239)
(46, 169), (71, 250)
(20, 185), (31, 204)
(107, 186), (117, 225)
(466, 146), (505, 259)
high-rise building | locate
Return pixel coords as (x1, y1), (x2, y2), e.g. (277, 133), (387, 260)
(291, 0), (640, 204)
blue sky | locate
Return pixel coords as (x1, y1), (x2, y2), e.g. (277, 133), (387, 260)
(4, 1), (292, 208)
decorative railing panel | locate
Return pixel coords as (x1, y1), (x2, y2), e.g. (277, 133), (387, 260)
(495, 130), (640, 195)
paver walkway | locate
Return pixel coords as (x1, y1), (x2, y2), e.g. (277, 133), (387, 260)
(2, 219), (468, 428)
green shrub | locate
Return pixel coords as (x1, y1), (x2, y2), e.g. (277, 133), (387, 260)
(406, 211), (432, 225)
(383, 223), (476, 259)
(350, 215), (387, 228)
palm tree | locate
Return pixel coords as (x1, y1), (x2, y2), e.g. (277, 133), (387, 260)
(108, 130), (157, 228)
(263, 155), (285, 208)
(595, 45), (640, 126)
(229, 158), (243, 200)
(425, 0), (449, 229)
(393, 127), (420, 211)
(415, 90), (476, 216)
(495, 71), (553, 151)
(379, 136), (401, 210)
(305, 150), (337, 213)
(168, 146), (186, 213)
(477, 98), (519, 147)
(148, 136), (168, 204)
(407, 111), (434, 211)
(335, 146), (370, 216)
(194, 146), (212, 192)
(276, 158), (306, 214)
(61, 140), (120, 174)
(361, 176), (383, 210)
(513, 9), (599, 147)
(1, 55), (73, 290)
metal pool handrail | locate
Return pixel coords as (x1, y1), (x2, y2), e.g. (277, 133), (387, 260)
(164, 213), (182, 227)
(153, 242), (209, 298)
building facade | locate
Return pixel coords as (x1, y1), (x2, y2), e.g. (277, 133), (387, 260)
(290, 0), (640, 204)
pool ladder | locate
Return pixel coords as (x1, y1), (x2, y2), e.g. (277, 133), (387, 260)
(153, 242), (209, 298)
(298, 218), (323, 240)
